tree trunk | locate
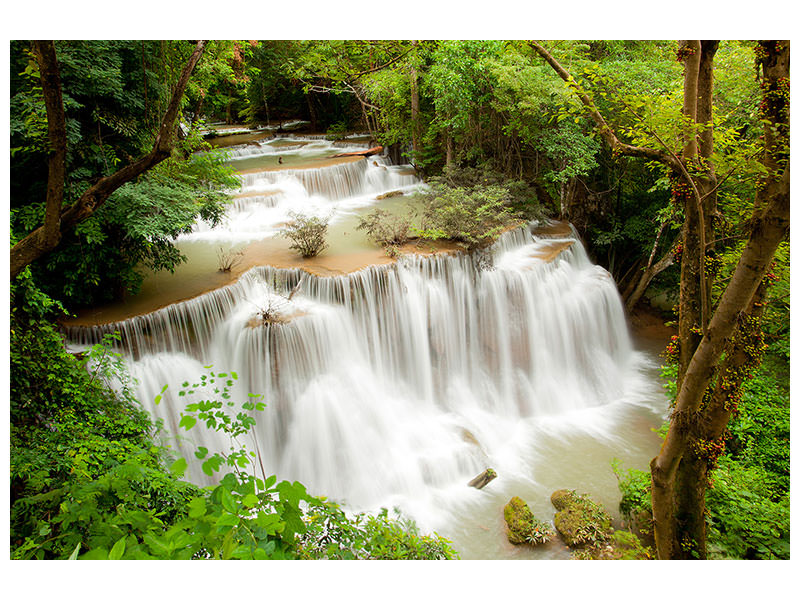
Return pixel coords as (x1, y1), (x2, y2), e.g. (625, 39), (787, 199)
(445, 129), (454, 168)
(409, 40), (421, 159)
(651, 41), (789, 559)
(625, 249), (675, 313)
(306, 91), (317, 132)
(32, 41), (67, 253)
(669, 41), (720, 558)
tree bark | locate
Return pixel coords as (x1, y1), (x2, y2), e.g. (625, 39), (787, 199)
(32, 41), (67, 252)
(624, 247), (675, 313)
(409, 40), (421, 158)
(445, 128), (454, 168)
(10, 40), (207, 280)
(651, 41), (789, 559)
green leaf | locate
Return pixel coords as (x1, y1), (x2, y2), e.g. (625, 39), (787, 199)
(170, 457), (188, 477)
(217, 512), (240, 528)
(188, 496), (207, 519)
(219, 486), (238, 514)
(194, 446), (209, 459)
(179, 414), (197, 430)
(143, 533), (171, 557)
(242, 493), (259, 508)
(230, 544), (254, 559)
(255, 511), (284, 535)
(80, 547), (110, 560)
(67, 542), (81, 560)
(109, 538), (126, 560)
(154, 394), (161, 405)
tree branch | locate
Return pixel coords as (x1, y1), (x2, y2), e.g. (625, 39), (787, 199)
(527, 41), (682, 171)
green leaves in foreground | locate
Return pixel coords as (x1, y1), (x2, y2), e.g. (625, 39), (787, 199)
(15, 366), (457, 560)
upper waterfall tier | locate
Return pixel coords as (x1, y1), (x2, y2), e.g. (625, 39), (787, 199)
(235, 155), (419, 202)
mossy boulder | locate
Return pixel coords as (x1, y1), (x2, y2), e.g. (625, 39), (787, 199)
(503, 496), (556, 545)
(550, 489), (613, 548)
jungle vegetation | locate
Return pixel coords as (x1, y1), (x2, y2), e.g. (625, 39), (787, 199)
(9, 39), (789, 563)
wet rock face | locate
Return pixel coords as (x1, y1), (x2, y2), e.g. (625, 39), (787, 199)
(550, 489), (613, 548)
(503, 496), (556, 545)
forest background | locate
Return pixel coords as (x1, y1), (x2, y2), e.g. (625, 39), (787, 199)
(3, 1), (795, 598)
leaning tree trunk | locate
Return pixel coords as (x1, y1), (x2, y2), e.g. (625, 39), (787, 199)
(668, 41), (720, 559)
(624, 248), (675, 313)
(650, 40), (789, 560)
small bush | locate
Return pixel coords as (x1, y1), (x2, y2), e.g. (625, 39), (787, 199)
(281, 212), (329, 258)
(414, 182), (516, 250)
(216, 247), (244, 272)
(356, 208), (412, 248)
(325, 121), (348, 141)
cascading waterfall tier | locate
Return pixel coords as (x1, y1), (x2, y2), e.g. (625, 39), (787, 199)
(65, 222), (637, 515)
(184, 151), (420, 242)
(236, 156), (418, 201)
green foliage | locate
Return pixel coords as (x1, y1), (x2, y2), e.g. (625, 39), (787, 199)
(11, 142), (236, 307)
(9, 40), (239, 308)
(611, 459), (652, 521)
(10, 278), (200, 558)
(325, 121), (349, 141)
(414, 183), (514, 249)
(356, 208), (412, 248)
(281, 211), (329, 257)
(298, 505), (458, 560)
(725, 364), (790, 494)
(411, 166), (545, 249)
(706, 457), (790, 560)
(648, 359), (790, 559)
(11, 315), (457, 561)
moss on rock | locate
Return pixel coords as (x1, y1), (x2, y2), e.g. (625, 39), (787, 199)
(550, 489), (574, 511)
(503, 496), (556, 545)
(550, 489), (613, 548)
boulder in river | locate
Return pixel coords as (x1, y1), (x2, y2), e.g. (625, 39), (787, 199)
(503, 496), (556, 545)
(550, 489), (613, 548)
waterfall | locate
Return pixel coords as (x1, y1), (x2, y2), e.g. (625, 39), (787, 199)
(64, 133), (666, 555)
(182, 150), (420, 243)
(236, 157), (418, 201)
(66, 222), (639, 511)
